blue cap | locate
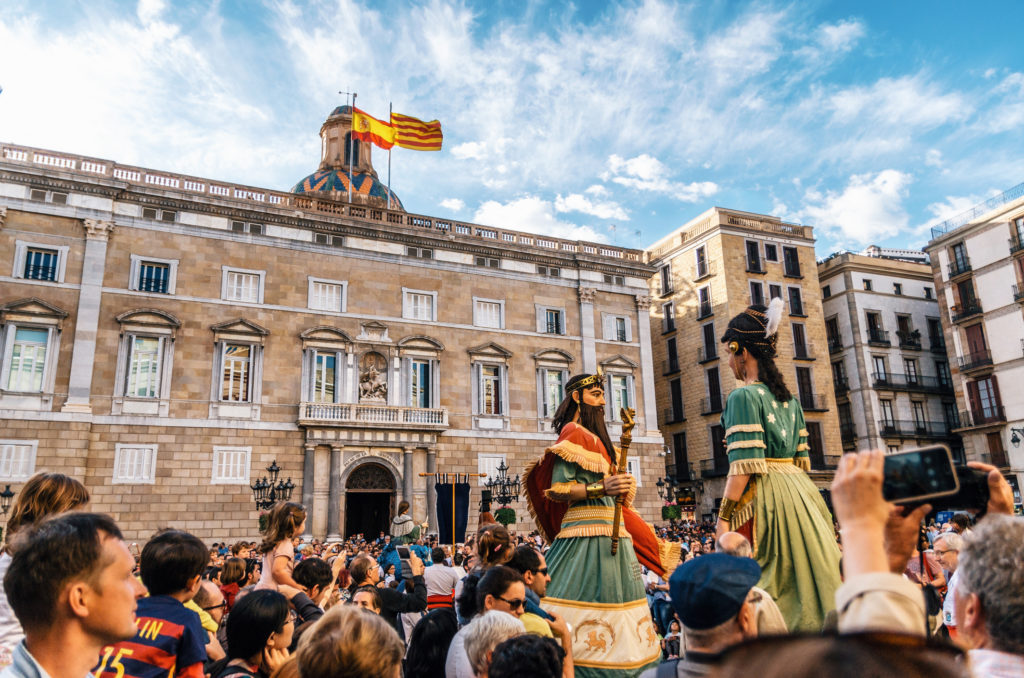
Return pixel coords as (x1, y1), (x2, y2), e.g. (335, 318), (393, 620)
(668, 553), (761, 630)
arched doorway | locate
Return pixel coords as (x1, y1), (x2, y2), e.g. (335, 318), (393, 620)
(344, 462), (396, 540)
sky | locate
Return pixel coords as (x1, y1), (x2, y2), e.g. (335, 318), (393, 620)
(1, 0), (1023, 256)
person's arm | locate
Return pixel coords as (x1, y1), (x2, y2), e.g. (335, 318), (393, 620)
(545, 611), (574, 678)
(387, 553), (428, 613)
(271, 554), (304, 589)
(716, 389), (766, 537)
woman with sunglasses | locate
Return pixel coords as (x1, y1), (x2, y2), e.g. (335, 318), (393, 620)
(716, 297), (841, 633)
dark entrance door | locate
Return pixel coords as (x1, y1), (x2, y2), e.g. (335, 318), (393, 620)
(344, 462), (396, 540)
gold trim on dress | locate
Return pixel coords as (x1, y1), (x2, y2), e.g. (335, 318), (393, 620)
(544, 596), (649, 611)
(555, 524), (633, 539)
(798, 428), (809, 437)
(794, 456), (811, 471)
(727, 439), (767, 452)
(728, 458), (768, 476)
(659, 539), (682, 573)
(547, 440), (611, 474)
(725, 424), (765, 437)
(545, 482), (575, 502)
(564, 506), (615, 521)
(795, 443), (809, 451)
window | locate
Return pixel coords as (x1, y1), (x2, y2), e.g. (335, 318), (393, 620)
(221, 267), (265, 304)
(603, 274), (625, 285)
(672, 432), (689, 481)
(480, 365), (503, 415)
(926, 318), (943, 349)
(873, 355), (888, 380)
(126, 336), (162, 398)
(112, 444), (157, 484)
(29, 188), (67, 204)
(904, 358), (919, 383)
(313, 233), (344, 247)
(863, 279), (873, 291)
(536, 306), (566, 335)
(659, 264), (673, 294)
(749, 281), (764, 306)
(403, 288), (437, 321)
(795, 366), (814, 406)
(782, 246), (801, 277)
(924, 287), (933, 299)
(880, 400), (895, 426)
(823, 285), (832, 298)
(230, 220), (263, 235)
(893, 283), (903, 295)
(130, 255), (177, 294)
(407, 246), (433, 259)
(13, 242), (69, 283)
(912, 401), (927, 428)
(142, 207), (177, 222)
(806, 422), (824, 467)
(608, 374), (631, 419)
(669, 379), (684, 422)
(695, 246), (709, 278)
(473, 298), (504, 329)
(662, 302), (675, 333)
(212, 446), (251, 484)
(221, 344), (253, 402)
(344, 132), (360, 165)
(701, 323), (716, 361)
(769, 284), (782, 300)
(308, 277), (347, 312)
(792, 323), (809, 358)
(4, 327), (50, 392)
(311, 351), (339, 403)
(478, 454), (506, 486)
(706, 367), (722, 412)
(666, 337), (679, 373)
(697, 286), (712, 318)
(826, 317), (841, 349)
(745, 241), (762, 273)
(537, 265), (561, 278)
(603, 314), (631, 342)
(969, 376), (1002, 420)
(477, 256), (500, 268)
(788, 287), (804, 315)
(540, 369), (565, 418)
(950, 242), (969, 272)
(831, 359), (847, 385)
(0, 441), (37, 481)
(410, 358), (433, 408)
(935, 360), (951, 387)
(625, 457), (643, 486)
(764, 243), (778, 262)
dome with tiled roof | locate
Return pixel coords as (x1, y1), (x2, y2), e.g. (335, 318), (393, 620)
(291, 106), (404, 211)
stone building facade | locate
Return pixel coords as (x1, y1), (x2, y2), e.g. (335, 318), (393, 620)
(645, 208), (842, 519)
(817, 248), (963, 460)
(0, 109), (663, 543)
(924, 185), (1024, 509)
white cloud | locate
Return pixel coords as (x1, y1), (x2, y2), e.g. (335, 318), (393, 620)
(925, 149), (943, 167)
(584, 184), (609, 197)
(137, 0), (166, 25)
(554, 193), (629, 221)
(440, 198), (465, 211)
(474, 196), (606, 242)
(801, 170), (912, 245)
(606, 154), (719, 203)
(450, 141), (487, 160)
(816, 19), (865, 52)
(829, 76), (970, 129)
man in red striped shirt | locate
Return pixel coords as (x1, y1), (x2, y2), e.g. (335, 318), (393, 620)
(96, 530), (208, 678)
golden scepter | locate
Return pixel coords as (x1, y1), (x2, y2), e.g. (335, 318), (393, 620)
(610, 407), (636, 556)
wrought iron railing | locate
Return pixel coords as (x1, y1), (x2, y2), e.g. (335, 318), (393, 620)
(957, 350), (993, 372)
(299, 403), (448, 428)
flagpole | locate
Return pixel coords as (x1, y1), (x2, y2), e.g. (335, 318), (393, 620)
(347, 92), (356, 205)
(387, 102), (393, 211)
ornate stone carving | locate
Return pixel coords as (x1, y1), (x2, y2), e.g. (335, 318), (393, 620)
(0, 206), (7, 231)
(356, 321), (391, 343)
(634, 295), (652, 311)
(358, 352), (388, 402)
(82, 219), (114, 241)
(578, 287), (597, 304)
(346, 462), (396, 490)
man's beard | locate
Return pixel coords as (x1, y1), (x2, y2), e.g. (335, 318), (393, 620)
(578, 401), (616, 467)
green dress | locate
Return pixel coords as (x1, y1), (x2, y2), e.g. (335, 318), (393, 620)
(722, 383), (842, 632)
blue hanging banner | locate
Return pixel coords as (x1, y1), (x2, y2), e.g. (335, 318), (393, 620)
(435, 474), (470, 545)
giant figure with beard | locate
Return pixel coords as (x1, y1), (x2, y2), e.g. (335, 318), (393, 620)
(525, 373), (681, 678)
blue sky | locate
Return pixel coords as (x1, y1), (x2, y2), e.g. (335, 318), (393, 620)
(2, 1), (1023, 256)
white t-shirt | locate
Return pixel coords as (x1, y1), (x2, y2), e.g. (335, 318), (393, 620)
(445, 626), (474, 678)
(0, 553), (24, 669)
(943, 569), (959, 628)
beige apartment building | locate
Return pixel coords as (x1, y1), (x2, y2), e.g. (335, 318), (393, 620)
(817, 248), (963, 460)
(646, 208), (841, 519)
(925, 184), (1024, 509)
(0, 106), (664, 543)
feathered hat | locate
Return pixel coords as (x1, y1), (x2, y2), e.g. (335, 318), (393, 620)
(720, 297), (785, 358)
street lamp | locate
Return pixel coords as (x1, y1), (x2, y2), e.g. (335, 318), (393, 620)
(484, 460), (520, 526)
(250, 460), (295, 511)
(0, 485), (15, 516)
(1011, 428), (1024, 448)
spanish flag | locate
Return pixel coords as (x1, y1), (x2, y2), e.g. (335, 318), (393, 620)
(352, 108), (395, 150)
(391, 112), (443, 151)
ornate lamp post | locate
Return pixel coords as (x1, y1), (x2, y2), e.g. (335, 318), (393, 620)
(250, 460), (295, 512)
(484, 460), (520, 526)
(0, 485), (15, 516)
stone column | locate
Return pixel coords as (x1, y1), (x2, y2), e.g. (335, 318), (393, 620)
(578, 287), (597, 373)
(326, 446), (343, 542)
(301, 444), (316, 540)
(62, 219), (114, 413)
(635, 295), (658, 435)
(403, 446), (414, 507)
(425, 447), (438, 533)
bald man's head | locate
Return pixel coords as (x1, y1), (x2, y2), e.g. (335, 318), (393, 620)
(716, 532), (752, 559)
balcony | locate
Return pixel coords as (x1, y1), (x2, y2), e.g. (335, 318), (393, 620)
(699, 457), (730, 478)
(947, 257), (972, 279)
(1010, 236), (1024, 256)
(951, 300), (983, 324)
(897, 331), (922, 351)
(798, 393), (828, 411)
(1014, 283), (1024, 303)
(929, 337), (947, 354)
(663, 359), (681, 376)
(956, 406), (1006, 429)
(957, 350), (993, 373)
(876, 420), (952, 439)
(870, 372), (953, 394)
(697, 346), (718, 363)
(662, 406), (685, 425)
(700, 396), (723, 415)
(833, 377), (849, 396)
(828, 338), (844, 354)
(694, 260), (716, 281)
(298, 403), (449, 430)
(867, 329), (891, 347)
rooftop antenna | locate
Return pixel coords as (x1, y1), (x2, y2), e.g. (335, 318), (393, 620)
(338, 89), (356, 203)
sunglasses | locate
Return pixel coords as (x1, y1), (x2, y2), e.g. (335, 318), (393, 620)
(202, 601), (227, 611)
(533, 567), (549, 576)
(498, 596), (525, 610)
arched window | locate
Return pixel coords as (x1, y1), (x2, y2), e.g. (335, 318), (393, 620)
(344, 132), (360, 166)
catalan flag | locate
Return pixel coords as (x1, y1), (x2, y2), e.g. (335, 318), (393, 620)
(352, 108), (395, 150)
(391, 111), (443, 151)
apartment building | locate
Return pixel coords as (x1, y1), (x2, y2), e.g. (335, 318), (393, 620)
(925, 183), (1024, 508)
(817, 248), (962, 460)
(647, 208), (841, 519)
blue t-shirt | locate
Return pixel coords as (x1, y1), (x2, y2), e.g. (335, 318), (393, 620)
(96, 595), (207, 678)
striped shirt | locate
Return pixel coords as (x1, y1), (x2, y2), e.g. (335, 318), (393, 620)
(95, 596), (206, 678)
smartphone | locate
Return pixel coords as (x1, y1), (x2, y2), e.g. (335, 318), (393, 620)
(396, 546), (411, 559)
(396, 546), (414, 580)
(882, 445), (958, 504)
